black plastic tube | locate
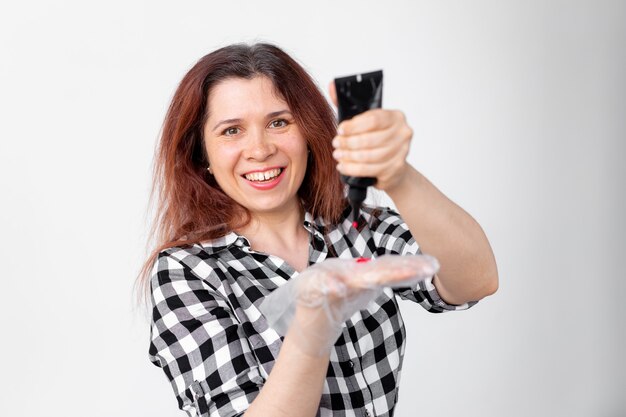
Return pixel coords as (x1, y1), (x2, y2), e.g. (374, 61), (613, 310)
(334, 70), (383, 226)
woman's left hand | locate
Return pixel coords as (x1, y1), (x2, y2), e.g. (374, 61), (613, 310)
(329, 82), (413, 192)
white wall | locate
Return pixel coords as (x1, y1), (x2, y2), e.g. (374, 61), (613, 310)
(1, 1), (624, 416)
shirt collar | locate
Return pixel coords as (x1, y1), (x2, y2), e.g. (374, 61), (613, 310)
(197, 210), (327, 254)
(303, 211), (327, 241)
(196, 231), (249, 254)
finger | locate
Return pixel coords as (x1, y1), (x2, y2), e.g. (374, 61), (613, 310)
(336, 152), (408, 178)
(338, 109), (403, 135)
(333, 144), (400, 164)
(377, 254), (440, 276)
(328, 81), (338, 107)
(336, 159), (388, 178)
(353, 255), (440, 287)
(347, 262), (429, 288)
(332, 128), (395, 150)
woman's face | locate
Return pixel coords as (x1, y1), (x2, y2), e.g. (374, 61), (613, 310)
(203, 76), (308, 218)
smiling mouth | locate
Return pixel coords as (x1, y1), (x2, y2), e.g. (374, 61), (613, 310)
(243, 168), (284, 182)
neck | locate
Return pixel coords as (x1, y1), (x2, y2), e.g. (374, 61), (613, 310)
(237, 202), (308, 254)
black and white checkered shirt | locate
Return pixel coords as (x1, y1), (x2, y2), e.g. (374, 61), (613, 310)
(149, 205), (476, 417)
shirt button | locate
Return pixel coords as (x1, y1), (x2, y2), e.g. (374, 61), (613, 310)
(348, 360), (354, 368)
(364, 410), (371, 417)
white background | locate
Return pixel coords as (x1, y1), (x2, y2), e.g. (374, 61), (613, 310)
(1, 1), (624, 416)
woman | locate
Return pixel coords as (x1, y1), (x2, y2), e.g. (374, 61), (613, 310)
(139, 42), (498, 417)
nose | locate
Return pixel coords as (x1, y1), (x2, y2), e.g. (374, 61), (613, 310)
(244, 129), (276, 161)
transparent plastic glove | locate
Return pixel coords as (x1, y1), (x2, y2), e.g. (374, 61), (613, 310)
(259, 254), (439, 356)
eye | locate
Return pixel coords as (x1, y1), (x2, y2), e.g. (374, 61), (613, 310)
(222, 126), (240, 136)
(269, 119), (289, 129)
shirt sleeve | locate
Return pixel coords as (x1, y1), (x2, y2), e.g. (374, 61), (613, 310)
(149, 252), (263, 417)
(369, 206), (478, 313)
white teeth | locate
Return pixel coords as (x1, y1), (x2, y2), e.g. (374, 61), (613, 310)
(244, 168), (282, 182)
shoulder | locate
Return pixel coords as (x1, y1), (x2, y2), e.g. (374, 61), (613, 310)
(150, 243), (231, 296)
(153, 244), (211, 274)
(360, 204), (419, 255)
(313, 204), (405, 231)
(359, 205), (412, 237)
(314, 204), (419, 257)
(360, 204), (404, 225)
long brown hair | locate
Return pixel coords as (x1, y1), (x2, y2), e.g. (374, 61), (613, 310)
(136, 43), (345, 302)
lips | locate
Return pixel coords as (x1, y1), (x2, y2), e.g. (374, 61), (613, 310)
(243, 167), (283, 182)
(241, 166), (286, 190)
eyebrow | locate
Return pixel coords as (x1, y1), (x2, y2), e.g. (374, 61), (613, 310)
(212, 110), (292, 132)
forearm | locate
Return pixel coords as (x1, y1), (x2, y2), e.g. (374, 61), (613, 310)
(244, 307), (330, 417)
(385, 164), (498, 304)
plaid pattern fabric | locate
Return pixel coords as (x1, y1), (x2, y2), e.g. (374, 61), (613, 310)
(149, 205), (476, 417)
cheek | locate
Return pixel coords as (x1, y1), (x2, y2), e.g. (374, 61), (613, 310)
(206, 147), (243, 190)
(206, 144), (239, 170)
(285, 135), (308, 161)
